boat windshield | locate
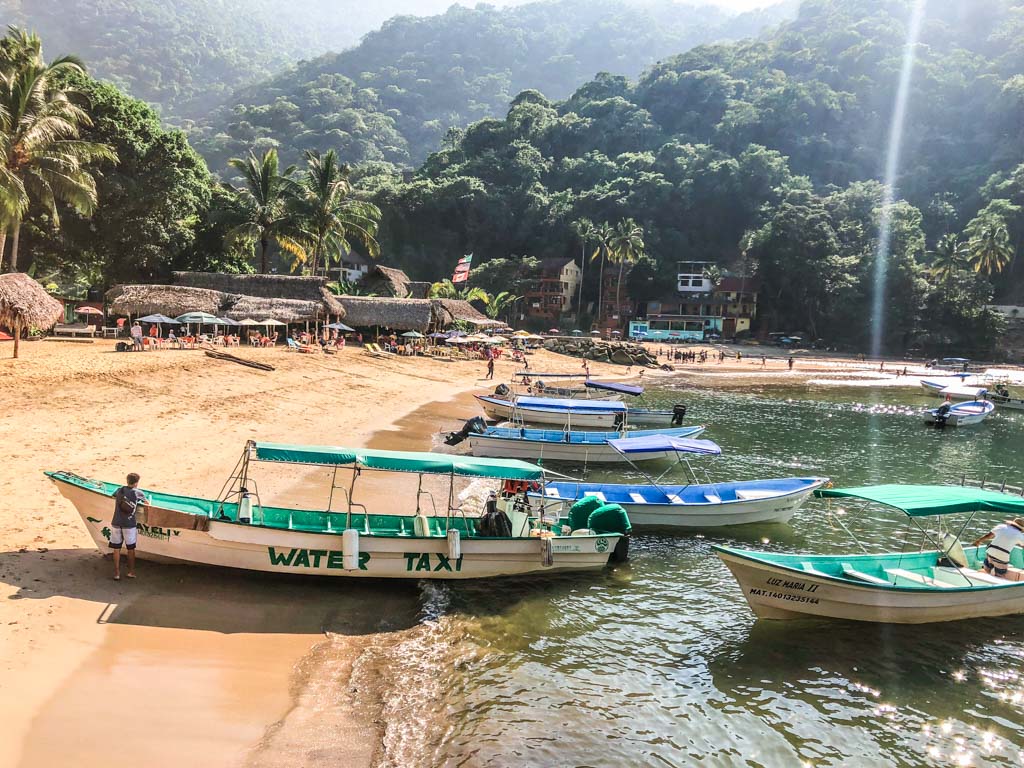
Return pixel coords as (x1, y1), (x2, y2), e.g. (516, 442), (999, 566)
(584, 381), (645, 396)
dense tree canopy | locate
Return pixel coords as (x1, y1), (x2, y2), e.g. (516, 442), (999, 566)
(193, 0), (794, 170)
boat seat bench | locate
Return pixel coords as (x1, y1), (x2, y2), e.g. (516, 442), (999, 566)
(884, 568), (956, 588)
(799, 561), (831, 577)
(934, 566), (1008, 586)
(840, 563), (890, 585)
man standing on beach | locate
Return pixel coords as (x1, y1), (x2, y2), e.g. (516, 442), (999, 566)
(110, 473), (147, 581)
(486, 356), (495, 380)
(130, 322), (144, 351)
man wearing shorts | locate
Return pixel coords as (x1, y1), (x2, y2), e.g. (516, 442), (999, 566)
(971, 517), (1024, 578)
(111, 473), (147, 581)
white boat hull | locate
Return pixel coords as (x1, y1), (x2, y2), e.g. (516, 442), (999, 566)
(466, 434), (672, 463)
(478, 398), (622, 428)
(717, 549), (1024, 623)
(537, 483), (824, 529)
(924, 399), (995, 426)
(53, 480), (620, 580)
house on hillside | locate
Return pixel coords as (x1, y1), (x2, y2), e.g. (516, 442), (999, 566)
(338, 250), (372, 284)
(525, 258), (581, 321)
(628, 274), (759, 341)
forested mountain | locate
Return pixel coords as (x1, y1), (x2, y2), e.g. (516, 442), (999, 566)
(359, 0), (1024, 352)
(193, 0), (796, 171)
(0, 0), (534, 120)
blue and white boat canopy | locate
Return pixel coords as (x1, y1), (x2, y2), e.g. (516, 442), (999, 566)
(514, 395), (627, 412)
(608, 435), (722, 456)
(584, 380), (645, 396)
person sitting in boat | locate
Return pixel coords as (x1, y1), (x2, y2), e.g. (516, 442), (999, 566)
(476, 490), (512, 537)
(995, 384), (1010, 398)
(971, 518), (1024, 578)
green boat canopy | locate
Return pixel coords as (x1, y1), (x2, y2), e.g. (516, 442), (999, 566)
(815, 484), (1024, 517)
(253, 441), (544, 481)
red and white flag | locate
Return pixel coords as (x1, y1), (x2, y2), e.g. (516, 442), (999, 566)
(452, 254), (473, 283)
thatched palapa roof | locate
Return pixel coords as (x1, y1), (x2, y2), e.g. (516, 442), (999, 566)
(225, 296), (326, 323)
(359, 265), (421, 298)
(0, 272), (64, 329)
(107, 284), (227, 317)
(337, 296), (434, 331)
(173, 271), (345, 316)
(430, 298), (491, 326)
(0, 273), (65, 358)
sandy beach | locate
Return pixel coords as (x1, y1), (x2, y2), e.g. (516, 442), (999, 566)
(0, 338), (970, 767)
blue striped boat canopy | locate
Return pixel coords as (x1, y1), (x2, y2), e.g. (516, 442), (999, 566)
(585, 381), (645, 396)
(515, 395), (627, 412)
(608, 435), (722, 456)
(815, 484), (1024, 517)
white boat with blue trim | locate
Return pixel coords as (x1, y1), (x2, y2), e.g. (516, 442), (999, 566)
(924, 399), (995, 426)
(716, 484), (1024, 623)
(47, 441), (631, 580)
(530, 436), (828, 529)
(445, 421), (706, 463)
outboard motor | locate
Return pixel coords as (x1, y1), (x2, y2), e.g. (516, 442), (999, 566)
(494, 383), (511, 397)
(933, 402), (952, 429)
(445, 416), (487, 446)
(671, 404), (688, 426)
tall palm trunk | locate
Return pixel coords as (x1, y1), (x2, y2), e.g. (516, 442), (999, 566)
(9, 221), (21, 272)
(0, 230), (6, 272)
(615, 259), (626, 325)
(259, 237), (269, 274)
(596, 247), (606, 326)
(577, 242), (586, 318)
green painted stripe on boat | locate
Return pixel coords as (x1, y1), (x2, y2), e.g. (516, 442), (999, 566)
(814, 484), (1024, 517)
(253, 442), (544, 480)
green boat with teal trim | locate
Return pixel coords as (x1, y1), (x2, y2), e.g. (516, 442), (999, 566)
(715, 484), (1024, 624)
(47, 441), (631, 580)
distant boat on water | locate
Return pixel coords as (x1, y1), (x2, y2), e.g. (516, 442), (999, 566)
(924, 399), (994, 427)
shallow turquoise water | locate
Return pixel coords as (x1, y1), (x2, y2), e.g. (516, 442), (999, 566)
(379, 383), (1024, 768)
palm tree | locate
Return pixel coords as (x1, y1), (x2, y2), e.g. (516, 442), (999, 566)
(428, 278), (489, 303)
(289, 149), (381, 276)
(589, 221), (614, 327)
(969, 225), (1014, 276)
(0, 29), (117, 271)
(571, 218), (596, 316)
(927, 233), (970, 283)
(484, 290), (521, 322)
(609, 218), (645, 322)
(225, 148), (303, 274)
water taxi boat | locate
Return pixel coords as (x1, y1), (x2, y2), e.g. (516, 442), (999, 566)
(47, 441), (631, 580)
(531, 436), (828, 529)
(446, 422), (705, 463)
(715, 484), (1024, 623)
(920, 378), (1024, 410)
(475, 393), (630, 428)
(924, 399), (994, 426)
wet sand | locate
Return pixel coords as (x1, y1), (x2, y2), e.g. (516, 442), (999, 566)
(0, 340), (620, 768)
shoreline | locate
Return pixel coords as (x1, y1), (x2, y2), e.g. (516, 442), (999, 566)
(2, 338), (1017, 766)
(0, 340), (618, 768)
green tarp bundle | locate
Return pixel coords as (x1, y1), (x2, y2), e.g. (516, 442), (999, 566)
(253, 441), (544, 481)
(815, 484), (1024, 517)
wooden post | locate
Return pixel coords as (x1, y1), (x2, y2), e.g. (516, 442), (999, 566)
(12, 319), (20, 359)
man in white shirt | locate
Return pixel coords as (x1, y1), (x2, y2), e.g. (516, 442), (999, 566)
(971, 517), (1024, 577)
(130, 321), (144, 351)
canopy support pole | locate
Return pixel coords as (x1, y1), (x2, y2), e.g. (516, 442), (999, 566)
(346, 462), (359, 529)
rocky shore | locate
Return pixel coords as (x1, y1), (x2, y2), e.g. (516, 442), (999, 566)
(543, 337), (659, 367)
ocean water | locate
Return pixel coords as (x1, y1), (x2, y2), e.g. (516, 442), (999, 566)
(373, 382), (1024, 768)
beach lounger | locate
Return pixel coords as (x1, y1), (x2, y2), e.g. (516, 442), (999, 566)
(54, 323), (96, 338)
(286, 338), (315, 354)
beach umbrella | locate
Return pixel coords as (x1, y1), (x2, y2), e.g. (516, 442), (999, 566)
(137, 314), (179, 324)
(75, 306), (103, 316)
(548, 328), (560, 334)
(571, 329), (583, 336)
(237, 318), (260, 326)
(327, 321), (355, 332)
(428, 332), (447, 339)
(260, 318), (286, 326)
(175, 312), (220, 325)
(590, 329), (601, 335)
(401, 330), (424, 338)
(0, 273), (63, 359)
(216, 317), (240, 326)
(486, 337), (506, 344)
